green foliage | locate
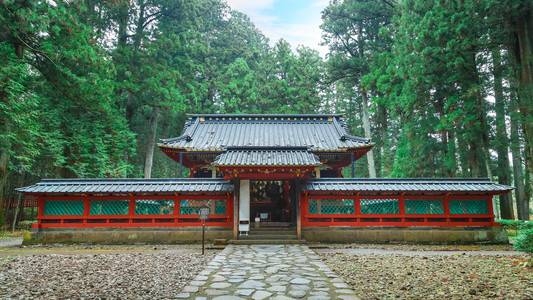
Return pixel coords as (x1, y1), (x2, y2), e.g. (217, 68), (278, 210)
(1, 0), (531, 227)
(17, 220), (36, 231)
(1, 0), (329, 189)
(514, 228), (533, 253)
(497, 220), (533, 231)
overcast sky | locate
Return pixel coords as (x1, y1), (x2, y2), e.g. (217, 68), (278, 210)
(226, 0), (329, 57)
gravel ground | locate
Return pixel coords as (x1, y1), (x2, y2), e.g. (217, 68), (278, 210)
(0, 251), (216, 299)
(321, 252), (533, 300)
(13, 243), (211, 250)
(309, 243), (516, 252)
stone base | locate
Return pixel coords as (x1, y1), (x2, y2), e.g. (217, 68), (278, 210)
(302, 226), (509, 244)
(23, 227), (233, 245)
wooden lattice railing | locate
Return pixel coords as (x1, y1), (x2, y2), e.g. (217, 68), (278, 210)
(301, 194), (496, 227)
(35, 194), (233, 229)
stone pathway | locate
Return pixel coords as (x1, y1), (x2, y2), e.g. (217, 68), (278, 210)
(177, 244), (360, 300)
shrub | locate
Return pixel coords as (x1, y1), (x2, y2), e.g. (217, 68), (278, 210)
(497, 219), (533, 230)
(514, 228), (533, 253)
(17, 220), (36, 231)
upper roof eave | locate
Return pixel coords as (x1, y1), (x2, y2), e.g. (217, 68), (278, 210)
(186, 114), (344, 118)
(159, 113), (374, 154)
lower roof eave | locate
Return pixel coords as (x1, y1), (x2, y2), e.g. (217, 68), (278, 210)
(303, 190), (510, 196)
(301, 178), (513, 195)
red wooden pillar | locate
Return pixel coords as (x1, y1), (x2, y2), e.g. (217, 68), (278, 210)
(487, 196), (495, 225)
(128, 196), (136, 225)
(83, 197), (91, 228)
(37, 197), (45, 228)
(301, 193), (307, 227)
(354, 192), (361, 225)
(173, 194), (180, 226)
(226, 192), (233, 226)
(399, 193), (405, 225)
(443, 194), (451, 226)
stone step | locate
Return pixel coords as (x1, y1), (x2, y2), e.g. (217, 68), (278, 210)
(249, 229), (297, 235)
(229, 239), (307, 245)
(239, 234), (298, 240)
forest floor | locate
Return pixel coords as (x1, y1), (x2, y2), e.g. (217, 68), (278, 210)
(0, 243), (531, 299)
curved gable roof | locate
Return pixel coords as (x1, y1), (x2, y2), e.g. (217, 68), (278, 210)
(158, 114), (374, 152)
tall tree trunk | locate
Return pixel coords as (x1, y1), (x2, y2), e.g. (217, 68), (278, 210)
(144, 106), (160, 179)
(493, 46), (514, 219)
(361, 90), (377, 178)
(510, 90), (529, 220)
(469, 141), (480, 177)
(378, 104), (389, 177)
(358, 24), (376, 178)
(446, 131), (457, 177)
(0, 152), (9, 227)
(11, 173), (24, 232)
(510, 6), (533, 207)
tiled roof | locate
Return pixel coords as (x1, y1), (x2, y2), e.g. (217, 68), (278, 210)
(16, 178), (233, 194)
(212, 147), (322, 167)
(158, 114), (373, 152)
(302, 178), (513, 194)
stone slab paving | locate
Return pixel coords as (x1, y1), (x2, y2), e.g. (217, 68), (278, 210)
(177, 244), (361, 300)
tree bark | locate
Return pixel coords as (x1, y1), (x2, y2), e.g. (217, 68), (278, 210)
(492, 46), (514, 219)
(378, 103), (389, 177)
(144, 106), (160, 179)
(446, 131), (457, 177)
(0, 152), (9, 227)
(510, 91), (529, 220)
(361, 90), (377, 178)
(358, 24), (376, 178)
(512, 6), (533, 212)
(11, 173), (24, 232)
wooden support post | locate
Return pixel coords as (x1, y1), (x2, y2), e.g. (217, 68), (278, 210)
(354, 193), (361, 226)
(174, 196), (180, 226)
(83, 197), (91, 227)
(128, 196), (136, 224)
(296, 179), (302, 240)
(443, 194), (451, 226)
(233, 179), (240, 239)
(37, 197), (46, 228)
(315, 167), (320, 178)
(487, 196), (495, 225)
(399, 193), (405, 226)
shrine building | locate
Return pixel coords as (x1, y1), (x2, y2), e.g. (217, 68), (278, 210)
(17, 114), (512, 244)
